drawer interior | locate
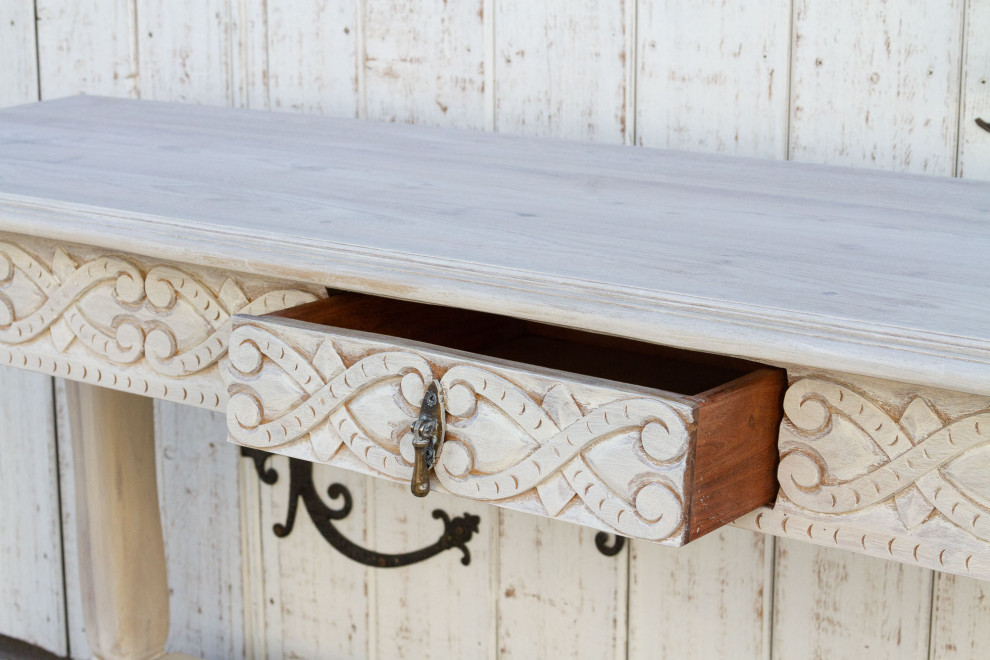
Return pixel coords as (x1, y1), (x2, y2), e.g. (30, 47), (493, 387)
(272, 291), (764, 396)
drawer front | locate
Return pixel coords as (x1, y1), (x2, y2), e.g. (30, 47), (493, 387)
(226, 310), (782, 546)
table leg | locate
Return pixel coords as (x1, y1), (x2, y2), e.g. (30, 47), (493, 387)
(64, 382), (169, 660)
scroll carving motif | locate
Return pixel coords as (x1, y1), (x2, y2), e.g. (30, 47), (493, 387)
(0, 234), (322, 410)
(226, 321), (694, 544)
(735, 374), (990, 579)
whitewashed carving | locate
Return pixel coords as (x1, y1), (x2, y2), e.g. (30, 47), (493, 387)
(226, 318), (696, 544)
(736, 373), (990, 579)
(0, 233), (323, 410)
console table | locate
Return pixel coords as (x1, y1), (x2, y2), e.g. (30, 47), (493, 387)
(1, 96), (987, 659)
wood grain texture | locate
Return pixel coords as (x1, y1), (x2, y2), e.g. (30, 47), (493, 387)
(789, 0), (964, 175)
(0, 367), (65, 656)
(155, 402), (245, 660)
(264, 0), (358, 117)
(0, 1), (39, 108)
(771, 539), (933, 660)
(957, 0), (990, 180)
(35, 0), (137, 100)
(228, 310), (769, 544)
(135, 0), (233, 104)
(373, 479), (497, 659)
(258, 459), (372, 660)
(629, 528), (771, 660)
(762, 371), (990, 579)
(635, 0), (791, 158)
(0, 9), (64, 656)
(63, 381), (169, 660)
(364, 0), (486, 129)
(0, 232), (321, 410)
(930, 573), (990, 659)
(2, 97), (988, 395)
(494, 0), (629, 143)
(497, 512), (627, 660)
(688, 368), (784, 541)
(53, 378), (93, 660)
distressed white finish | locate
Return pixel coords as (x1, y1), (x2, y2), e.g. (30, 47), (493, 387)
(364, 0), (486, 129)
(771, 539), (933, 660)
(1, 98), (989, 398)
(635, 0), (791, 158)
(227, 314), (698, 544)
(2, 6), (990, 656)
(0, 2), (38, 108)
(0, 233), (321, 409)
(629, 528), (771, 660)
(155, 403), (246, 659)
(62, 381), (169, 660)
(264, 1), (358, 117)
(789, 0), (963, 174)
(958, 0), (990, 180)
(494, 0), (630, 144)
(735, 370), (990, 579)
(0, 368), (65, 655)
(0, 8), (68, 657)
(35, 0), (138, 100)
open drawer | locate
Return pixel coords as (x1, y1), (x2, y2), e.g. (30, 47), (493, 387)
(225, 292), (785, 546)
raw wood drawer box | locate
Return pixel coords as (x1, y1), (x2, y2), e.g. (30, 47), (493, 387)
(225, 292), (786, 545)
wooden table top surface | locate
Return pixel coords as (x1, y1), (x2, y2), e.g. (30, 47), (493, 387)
(0, 96), (987, 393)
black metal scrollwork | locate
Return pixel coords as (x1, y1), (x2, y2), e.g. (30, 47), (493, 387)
(595, 532), (627, 557)
(241, 448), (480, 568)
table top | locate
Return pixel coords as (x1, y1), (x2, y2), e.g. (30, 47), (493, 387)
(0, 96), (987, 393)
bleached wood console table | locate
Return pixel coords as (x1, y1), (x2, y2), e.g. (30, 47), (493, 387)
(1, 96), (988, 659)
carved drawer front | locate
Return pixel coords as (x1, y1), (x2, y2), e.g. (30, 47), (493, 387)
(225, 293), (785, 546)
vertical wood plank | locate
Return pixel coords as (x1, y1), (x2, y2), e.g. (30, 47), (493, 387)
(0, 7), (63, 655)
(629, 529), (771, 660)
(258, 461), (372, 660)
(956, 0), (990, 179)
(635, 0), (791, 158)
(54, 379), (92, 660)
(264, 1), (358, 116)
(497, 514), (627, 659)
(930, 575), (990, 660)
(776, 4), (965, 659)
(493, 0), (630, 143)
(788, 0), (964, 174)
(0, 1), (39, 107)
(372, 480), (497, 659)
(135, 0), (234, 104)
(35, 0), (137, 100)
(629, 5), (790, 658)
(363, 0), (487, 128)
(0, 368), (65, 656)
(928, 5), (990, 656)
(772, 541), (933, 660)
(154, 402), (245, 660)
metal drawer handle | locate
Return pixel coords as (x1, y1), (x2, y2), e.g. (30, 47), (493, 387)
(411, 379), (446, 497)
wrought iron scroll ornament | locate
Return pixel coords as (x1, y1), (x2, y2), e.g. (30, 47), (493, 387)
(241, 448), (480, 568)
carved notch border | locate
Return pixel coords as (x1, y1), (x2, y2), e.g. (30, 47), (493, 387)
(735, 371), (990, 580)
(0, 232), (324, 410)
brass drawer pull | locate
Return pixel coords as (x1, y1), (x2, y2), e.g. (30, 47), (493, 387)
(410, 380), (445, 497)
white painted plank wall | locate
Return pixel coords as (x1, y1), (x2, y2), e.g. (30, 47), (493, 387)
(929, 4), (990, 657)
(5, 1), (990, 658)
(0, 369), (65, 656)
(0, 5), (67, 656)
(773, 3), (965, 659)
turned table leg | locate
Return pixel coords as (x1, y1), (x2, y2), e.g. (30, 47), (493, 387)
(64, 382), (170, 660)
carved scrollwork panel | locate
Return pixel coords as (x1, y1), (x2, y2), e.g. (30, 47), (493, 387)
(0, 232), (324, 410)
(736, 370), (990, 580)
(226, 318), (698, 545)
